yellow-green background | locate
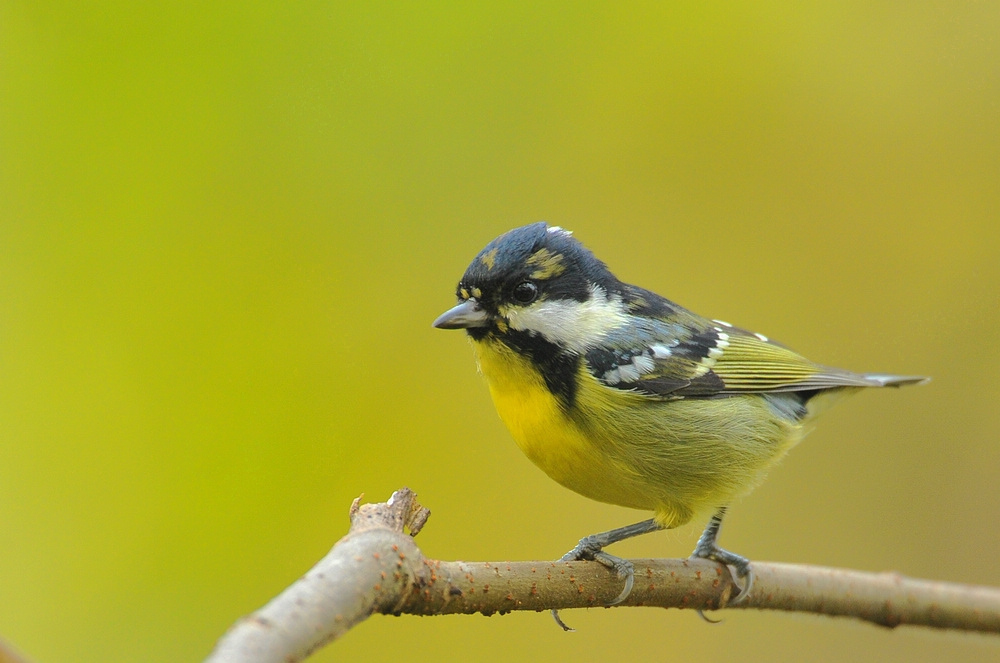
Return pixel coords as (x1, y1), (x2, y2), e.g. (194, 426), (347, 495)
(2, 3), (998, 662)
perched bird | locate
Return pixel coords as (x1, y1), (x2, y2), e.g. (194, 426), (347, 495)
(433, 222), (925, 627)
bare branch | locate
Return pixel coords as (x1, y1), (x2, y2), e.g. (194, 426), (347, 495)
(206, 489), (1000, 663)
(0, 638), (32, 663)
(207, 488), (431, 663)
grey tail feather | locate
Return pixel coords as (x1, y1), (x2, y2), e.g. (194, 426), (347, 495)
(861, 373), (930, 387)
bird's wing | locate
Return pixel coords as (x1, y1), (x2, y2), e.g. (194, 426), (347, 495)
(585, 315), (883, 400)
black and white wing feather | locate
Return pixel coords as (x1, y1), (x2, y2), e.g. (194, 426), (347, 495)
(585, 288), (925, 400)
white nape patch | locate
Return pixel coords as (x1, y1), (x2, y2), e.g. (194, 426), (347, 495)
(546, 225), (572, 236)
(754, 332), (769, 342)
(504, 284), (628, 353)
(650, 344), (673, 359)
(713, 319), (733, 328)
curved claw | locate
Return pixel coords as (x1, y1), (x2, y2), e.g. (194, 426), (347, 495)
(696, 609), (723, 624)
(551, 608), (575, 632)
(730, 564), (754, 604)
(551, 533), (644, 631)
(549, 519), (663, 631)
(610, 570), (634, 606)
(691, 542), (754, 605)
(593, 551), (634, 605)
(549, 556), (633, 631)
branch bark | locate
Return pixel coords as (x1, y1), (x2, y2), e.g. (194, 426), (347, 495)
(0, 638), (31, 663)
(206, 488), (1000, 663)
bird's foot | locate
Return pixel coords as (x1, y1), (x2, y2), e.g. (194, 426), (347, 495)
(550, 536), (637, 631)
(690, 541), (754, 605)
(549, 519), (661, 631)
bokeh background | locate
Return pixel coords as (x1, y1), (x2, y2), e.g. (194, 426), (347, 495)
(2, 3), (999, 662)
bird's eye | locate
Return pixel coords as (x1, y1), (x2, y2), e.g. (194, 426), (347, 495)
(512, 281), (538, 304)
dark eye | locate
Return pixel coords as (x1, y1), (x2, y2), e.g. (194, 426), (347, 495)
(512, 281), (538, 304)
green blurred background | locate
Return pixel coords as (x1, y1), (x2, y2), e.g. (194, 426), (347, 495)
(2, 2), (998, 661)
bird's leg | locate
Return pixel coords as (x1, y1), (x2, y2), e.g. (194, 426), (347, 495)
(690, 507), (753, 604)
(551, 518), (663, 631)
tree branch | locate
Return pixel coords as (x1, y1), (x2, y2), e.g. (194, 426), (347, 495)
(206, 488), (1000, 663)
(0, 638), (31, 663)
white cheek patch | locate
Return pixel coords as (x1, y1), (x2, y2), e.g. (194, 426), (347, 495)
(504, 284), (628, 354)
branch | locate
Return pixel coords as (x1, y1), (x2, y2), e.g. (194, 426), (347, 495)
(206, 488), (1000, 663)
(0, 638), (31, 663)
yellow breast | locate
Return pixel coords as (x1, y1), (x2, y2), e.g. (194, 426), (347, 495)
(471, 336), (649, 508)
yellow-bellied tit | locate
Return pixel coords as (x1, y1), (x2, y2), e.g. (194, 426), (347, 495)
(433, 222), (926, 626)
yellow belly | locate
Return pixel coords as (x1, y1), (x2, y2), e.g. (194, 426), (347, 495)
(472, 336), (802, 528)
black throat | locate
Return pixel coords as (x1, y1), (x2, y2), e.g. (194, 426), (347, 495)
(476, 328), (581, 409)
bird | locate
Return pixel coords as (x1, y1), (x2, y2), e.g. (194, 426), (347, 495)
(433, 221), (926, 628)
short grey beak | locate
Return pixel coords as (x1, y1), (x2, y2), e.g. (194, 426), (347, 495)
(433, 299), (490, 329)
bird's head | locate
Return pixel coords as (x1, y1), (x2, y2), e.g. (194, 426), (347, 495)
(433, 223), (628, 353)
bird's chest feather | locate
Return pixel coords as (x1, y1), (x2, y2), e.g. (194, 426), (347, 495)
(471, 337), (611, 489)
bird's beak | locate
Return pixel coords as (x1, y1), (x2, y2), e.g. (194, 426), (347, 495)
(433, 299), (490, 329)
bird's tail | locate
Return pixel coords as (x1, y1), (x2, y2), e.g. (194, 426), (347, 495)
(861, 374), (930, 388)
